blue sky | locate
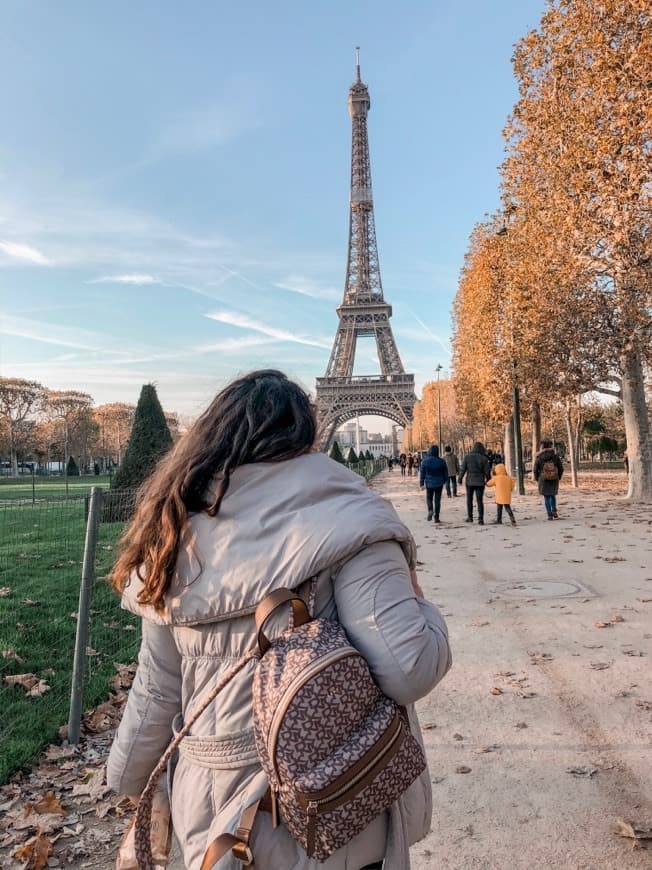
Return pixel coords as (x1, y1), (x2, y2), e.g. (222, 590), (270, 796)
(0, 0), (545, 422)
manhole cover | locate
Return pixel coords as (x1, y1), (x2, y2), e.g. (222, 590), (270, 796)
(494, 580), (586, 600)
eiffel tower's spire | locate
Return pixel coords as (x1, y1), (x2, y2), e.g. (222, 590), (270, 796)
(315, 56), (415, 449)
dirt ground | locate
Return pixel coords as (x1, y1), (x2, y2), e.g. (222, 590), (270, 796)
(3, 469), (651, 869)
(387, 469), (652, 869)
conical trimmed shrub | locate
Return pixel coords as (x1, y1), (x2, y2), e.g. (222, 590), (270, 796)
(111, 384), (172, 492)
(346, 447), (358, 464)
(328, 440), (345, 464)
(66, 456), (80, 477)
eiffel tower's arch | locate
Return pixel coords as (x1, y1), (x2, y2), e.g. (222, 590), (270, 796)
(315, 54), (416, 450)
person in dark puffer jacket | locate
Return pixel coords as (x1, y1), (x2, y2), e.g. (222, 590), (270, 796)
(419, 445), (448, 523)
(458, 441), (491, 525)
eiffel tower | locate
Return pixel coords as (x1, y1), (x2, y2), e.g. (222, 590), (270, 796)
(316, 51), (415, 450)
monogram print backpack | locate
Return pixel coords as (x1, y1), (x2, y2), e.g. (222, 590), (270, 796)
(134, 588), (426, 869)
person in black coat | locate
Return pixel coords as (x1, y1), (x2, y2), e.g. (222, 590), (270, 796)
(458, 441), (491, 525)
(419, 445), (448, 523)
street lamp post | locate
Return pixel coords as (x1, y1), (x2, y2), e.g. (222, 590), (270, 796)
(435, 364), (443, 449)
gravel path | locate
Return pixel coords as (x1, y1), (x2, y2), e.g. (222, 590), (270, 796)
(386, 470), (652, 869)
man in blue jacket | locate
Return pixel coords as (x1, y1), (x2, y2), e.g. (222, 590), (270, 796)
(419, 444), (448, 523)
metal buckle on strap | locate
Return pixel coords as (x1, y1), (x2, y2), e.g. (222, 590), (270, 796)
(232, 842), (254, 864)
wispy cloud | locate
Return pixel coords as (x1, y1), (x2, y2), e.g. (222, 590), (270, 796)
(88, 273), (160, 285)
(111, 335), (277, 366)
(274, 274), (340, 301)
(0, 239), (53, 266)
(205, 310), (331, 349)
(0, 315), (104, 351)
(404, 308), (452, 358)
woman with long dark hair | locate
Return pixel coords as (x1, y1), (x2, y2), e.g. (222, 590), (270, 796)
(108, 370), (451, 869)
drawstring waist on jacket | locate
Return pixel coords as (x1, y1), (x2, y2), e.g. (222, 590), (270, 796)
(172, 714), (259, 769)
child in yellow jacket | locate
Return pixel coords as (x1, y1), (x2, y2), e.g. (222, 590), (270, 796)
(486, 463), (517, 526)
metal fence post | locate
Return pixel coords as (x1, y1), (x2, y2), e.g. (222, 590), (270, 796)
(68, 486), (103, 743)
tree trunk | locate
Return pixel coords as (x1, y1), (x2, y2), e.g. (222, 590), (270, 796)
(9, 426), (18, 478)
(565, 401), (579, 488)
(531, 402), (542, 481)
(621, 344), (652, 502)
(504, 416), (515, 477)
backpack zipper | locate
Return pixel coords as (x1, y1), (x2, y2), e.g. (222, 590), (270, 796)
(266, 646), (359, 780)
(303, 714), (403, 856)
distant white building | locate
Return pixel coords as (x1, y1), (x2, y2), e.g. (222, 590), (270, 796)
(334, 421), (393, 457)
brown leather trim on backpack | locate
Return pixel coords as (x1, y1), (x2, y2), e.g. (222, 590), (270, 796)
(200, 792), (273, 869)
(255, 588), (311, 654)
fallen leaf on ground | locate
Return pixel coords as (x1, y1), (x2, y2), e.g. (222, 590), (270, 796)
(490, 687), (503, 695)
(515, 722), (528, 729)
(13, 832), (53, 868)
(21, 598), (41, 606)
(0, 587), (11, 596)
(567, 766), (598, 777)
(635, 700), (652, 712)
(623, 649), (645, 657)
(421, 722), (437, 730)
(33, 792), (66, 816)
(594, 621), (611, 629)
(614, 818), (652, 845)
(637, 598), (652, 604)
(2, 649), (24, 663)
(455, 766), (472, 774)
(4, 673), (38, 691)
(452, 733), (464, 741)
(44, 744), (78, 761)
(589, 662), (611, 670)
(475, 744), (500, 754)
(611, 614), (625, 622)
(71, 768), (109, 800)
(82, 700), (122, 734)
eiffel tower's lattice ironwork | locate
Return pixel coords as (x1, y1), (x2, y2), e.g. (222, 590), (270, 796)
(316, 53), (415, 449)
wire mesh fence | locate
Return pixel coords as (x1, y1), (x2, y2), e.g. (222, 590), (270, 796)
(0, 487), (139, 784)
(345, 457), (388, 481)
(0, 456), (391, 782)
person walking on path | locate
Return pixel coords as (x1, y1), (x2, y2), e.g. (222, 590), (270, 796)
(107, 370), (451, 870)
(533, 439), (564, 520)
(419, 445), (448, 523)
(486, 463), (517, 526)
(458, 441), (491, 525)
(399, 453), (407, 476)
(443, 446), (459, 497)
(407, 453), (415, 476)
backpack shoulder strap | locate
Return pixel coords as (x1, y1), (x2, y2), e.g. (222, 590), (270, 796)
(133, 647), (260, 870)
(200, 797), (262, 870)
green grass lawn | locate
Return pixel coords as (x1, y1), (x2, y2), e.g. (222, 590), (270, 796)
(0, 474), (114, 501)
(0, 496), (140, 783)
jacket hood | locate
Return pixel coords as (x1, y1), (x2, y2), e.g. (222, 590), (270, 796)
(428, 445), (439, 457)
(472, 442), (485, 454)
(493, 463), (508, 476)
(121, 452), (416, 626)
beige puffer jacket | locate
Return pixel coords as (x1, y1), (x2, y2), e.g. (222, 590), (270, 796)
(107, 453), (451, 870)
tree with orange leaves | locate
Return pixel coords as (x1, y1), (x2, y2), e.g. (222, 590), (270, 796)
(503, 0), (652, 500)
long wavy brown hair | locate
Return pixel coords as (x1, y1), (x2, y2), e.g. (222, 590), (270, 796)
(111, 370), (316, 611)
